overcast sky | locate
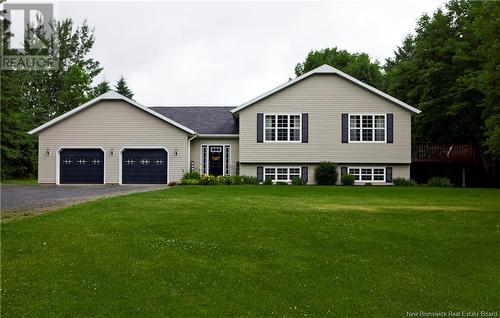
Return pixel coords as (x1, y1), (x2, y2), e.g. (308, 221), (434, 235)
(54, 1), (446, 106)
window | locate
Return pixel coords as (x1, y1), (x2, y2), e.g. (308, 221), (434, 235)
(154, 159), (164, 165)
(140, 159), (150, 165)
(92, 159), (102, 165)
(77, 159), (87, 165)
(210, 147), (222, 153)
(348, 167), (385, 182)
(264, 167), (301, 182)
(224, 145), (230, 176)
(62, 159), (72, 165)
(125, 159), (135, 165)
(202, 145), (208, 174)
(264, 114), (301, 142)
(349, 114), (386, 142)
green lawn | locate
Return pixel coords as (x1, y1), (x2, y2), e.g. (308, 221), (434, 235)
(0, 178), (37, 185)
(1, 186), (499, 317)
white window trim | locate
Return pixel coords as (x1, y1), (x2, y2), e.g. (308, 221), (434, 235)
(347, 166), (386, 183)
(263, 166), (301, 183)
(348, 113), (387, 143)
(263, 113), (302, 143)
(200, 144), (231, 176)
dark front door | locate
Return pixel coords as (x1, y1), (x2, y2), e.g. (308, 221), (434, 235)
(209, 146), (223, 176)
(60, 149), (104, 184)
(122, 149), (167, 184)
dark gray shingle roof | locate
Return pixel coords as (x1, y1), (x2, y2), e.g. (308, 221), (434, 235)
(149, 106), (238, 134)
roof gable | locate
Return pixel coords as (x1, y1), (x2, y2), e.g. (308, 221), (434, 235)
(231, 64), (421, 114)
(28, 91), (196, 135)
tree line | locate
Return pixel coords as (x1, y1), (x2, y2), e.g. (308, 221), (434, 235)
(1, 0), (498, 182)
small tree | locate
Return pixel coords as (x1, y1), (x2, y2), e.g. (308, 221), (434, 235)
(115, 76), (134, 99)
(314, 162), (338, 185)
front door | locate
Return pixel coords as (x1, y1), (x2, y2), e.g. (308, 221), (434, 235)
(209, 146), (223, 176)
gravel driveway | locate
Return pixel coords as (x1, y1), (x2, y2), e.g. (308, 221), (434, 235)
(0, 185), (166, 213)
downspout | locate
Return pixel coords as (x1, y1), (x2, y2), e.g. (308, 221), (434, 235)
(187, 133), (198, 172)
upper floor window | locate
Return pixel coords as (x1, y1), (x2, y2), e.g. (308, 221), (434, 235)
(265, 114), (301, 142)
(349, 114), (386, 142)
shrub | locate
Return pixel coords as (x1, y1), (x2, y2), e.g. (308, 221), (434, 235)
(341, 174), (355, 186)
(427, 177), (453, 187)
(242, 176), (259, 185)
(231, 176), (245, 185)
(276, 181), (288, 185)
(168, 181), (178, 187)
(314, 162), (338, 185)
(180, 178), (199, 185)
(199, 175), (218, 185)
(263, 177), (273, 185)
(364, 182), (373, 186)
(393, 177), (417, 186)
(221, 176), (234, 185)
(181, 170), (200, 182)
(291, 177), (305, 185)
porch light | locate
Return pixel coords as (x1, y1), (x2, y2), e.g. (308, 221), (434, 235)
(110, 149), (114, 156)
(46, 148), (50, 156)
(175, 149), (178, 156)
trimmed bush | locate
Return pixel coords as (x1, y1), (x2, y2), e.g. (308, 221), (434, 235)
(263, 177), (273, 185)
(276, 181), (288, 186)
(291, 177), (305, 185)
(199, 175), (218, 185)
(242, 176), (259, 185)
(180, 178), (199, 185)
(231, 176), (245, 185)
(341, 174), (355, 186)
(314, 162), (338, 185)
(181, 170), (201, 181)
(428, 177), (453, 187)
(393, 177), (417, 186)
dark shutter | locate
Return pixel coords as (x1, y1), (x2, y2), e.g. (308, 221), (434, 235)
(302, 113), (308, 143)
(257, 166), (263, 182)
(257, 113), (264, 143)
(386, 167), (393, 183)
(387, 113), (393, 143)
(301, 166), (308, 184)
(341, 166), (347, 177)
(341, 113), (348, 143)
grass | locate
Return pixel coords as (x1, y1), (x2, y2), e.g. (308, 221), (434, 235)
(0, 178), (37, 185)
(1, 186), (499, 317)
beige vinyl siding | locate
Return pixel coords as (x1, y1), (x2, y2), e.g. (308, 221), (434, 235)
(190, 138), (239, 175)
(238, 74), (412, 164)
(37, 100), (189, 184)
(240, 163), (410, 185)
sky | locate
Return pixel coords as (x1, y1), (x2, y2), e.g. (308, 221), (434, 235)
(52, 0), (447, 106)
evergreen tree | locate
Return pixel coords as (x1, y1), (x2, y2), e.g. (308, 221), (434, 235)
(115, 76), (134, 99)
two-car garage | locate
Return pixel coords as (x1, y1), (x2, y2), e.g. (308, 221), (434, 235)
(59, 148), (168, 185)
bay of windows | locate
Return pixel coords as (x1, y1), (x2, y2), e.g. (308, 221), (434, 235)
(348, 167), (385, 182)
(265, 114), (301, 142)
(349, 114), (386, 142)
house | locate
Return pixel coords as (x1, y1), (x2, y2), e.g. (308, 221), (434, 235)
(28, 64), (421, 185)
